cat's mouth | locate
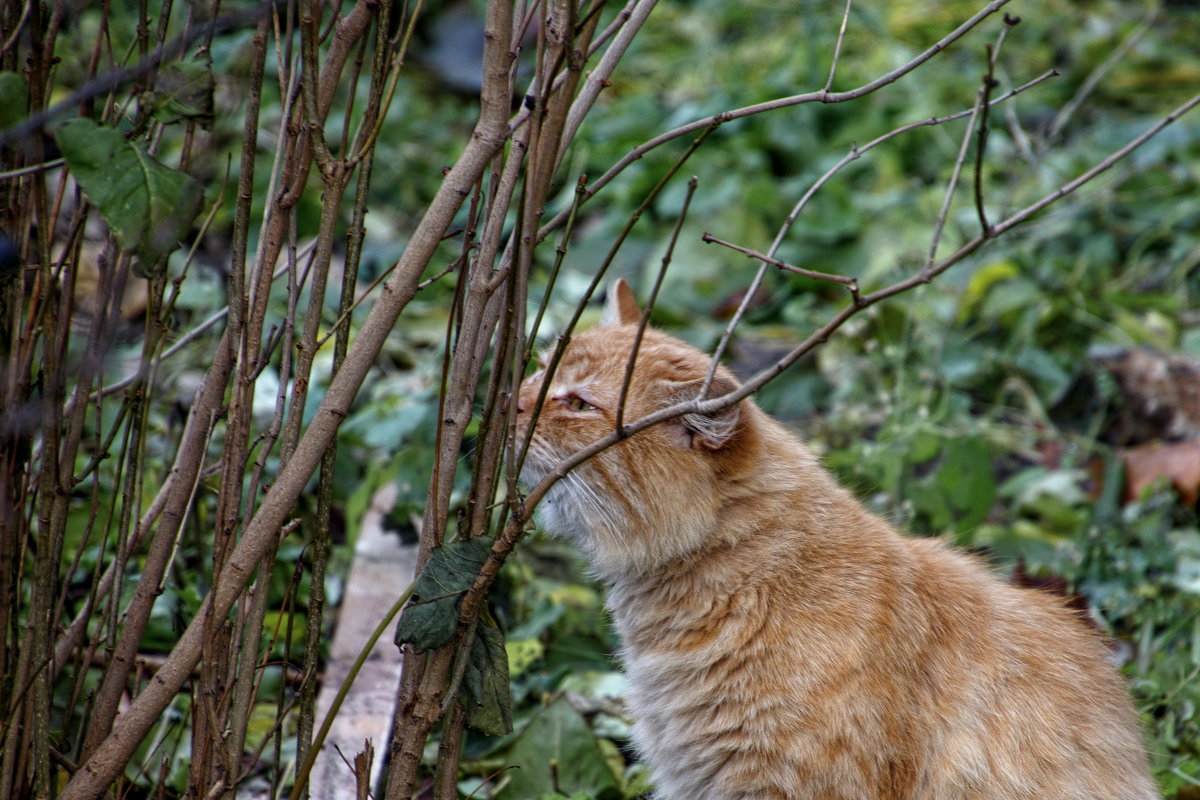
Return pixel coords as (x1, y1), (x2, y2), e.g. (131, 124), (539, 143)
(509, 438), (601, 543)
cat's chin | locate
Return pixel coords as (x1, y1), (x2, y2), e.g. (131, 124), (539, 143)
(521, 480), (630, 579)
(530, 488), (587, 542)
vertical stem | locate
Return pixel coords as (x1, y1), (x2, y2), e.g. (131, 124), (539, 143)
(192, 5), (275, 792)
(296, 5), (389, 795)
(432, 704), (467, 800)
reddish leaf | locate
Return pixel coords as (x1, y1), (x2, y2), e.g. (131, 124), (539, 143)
(1122, 440), (1200, 506)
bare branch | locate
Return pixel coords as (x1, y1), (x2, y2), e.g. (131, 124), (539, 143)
(538, 0), (1014, 241)
(703, 67), (1057, 394)
(615, 176), (699, 433)
(972, 42), (1001, 235)
(823, 0), (853, 93)
(702, 234), (859, 292)
(929, 87), (988, 266)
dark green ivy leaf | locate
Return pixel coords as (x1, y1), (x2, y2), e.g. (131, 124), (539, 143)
(462, 611), (512, 735)
(55, 117), (203, 274)
(395, 535), (494, 652)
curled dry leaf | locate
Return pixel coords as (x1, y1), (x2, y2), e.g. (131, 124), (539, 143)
(1122, 440), (1200, 506)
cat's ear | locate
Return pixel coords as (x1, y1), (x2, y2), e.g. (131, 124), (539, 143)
(602, 278), (642, 326)
(667, 376), (742, 450)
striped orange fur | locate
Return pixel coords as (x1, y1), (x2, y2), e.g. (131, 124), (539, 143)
(516, 280), (1157, 800)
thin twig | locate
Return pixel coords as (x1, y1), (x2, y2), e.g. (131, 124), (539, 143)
(823, 0), (853, 93)
(0, 0), (33, 55)
(615, 176), (699, 433)
(972, 42), (1000, 235)
(538, 0), (1015, 243)
(523, 175), (589, 365)
(928, 84), (989, 266)
(0, 158), (65, 180)
(702, 234), (859, 291)
(703, 67), (1057, 392)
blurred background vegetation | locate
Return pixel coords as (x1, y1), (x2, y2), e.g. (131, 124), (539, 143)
(6, 0), (1200, 796)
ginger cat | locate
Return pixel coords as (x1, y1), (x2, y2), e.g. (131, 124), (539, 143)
(515, 280), (1157, 800)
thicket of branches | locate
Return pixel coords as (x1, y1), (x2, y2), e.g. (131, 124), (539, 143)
(1, 0), (1197, 798)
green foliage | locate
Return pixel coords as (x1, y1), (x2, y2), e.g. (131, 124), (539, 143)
(0, 71), (27, 129)
(150, 60), (216, 127)
(55, 117), (204, 270)
(464, 614), (514, 736)
(492, 696), (621, 800)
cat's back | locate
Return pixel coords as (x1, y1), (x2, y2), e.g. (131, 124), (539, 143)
(888, 534), (1157, 799)
(611, 484), (1157, 800)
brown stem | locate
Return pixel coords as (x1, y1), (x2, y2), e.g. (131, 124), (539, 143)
(616, 176), (699, 431)
(972, 43), (1000, 236)
(432, 703), (468, 800)
(59, 51), (515, 800)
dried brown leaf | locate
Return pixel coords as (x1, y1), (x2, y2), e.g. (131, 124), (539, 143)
(1122, 440), (1200, 506)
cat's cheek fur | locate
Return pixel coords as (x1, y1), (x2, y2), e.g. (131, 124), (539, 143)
(522, 428), (725, 579)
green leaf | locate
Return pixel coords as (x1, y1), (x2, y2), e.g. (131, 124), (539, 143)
(152, 60), (215, 126)
(394, 535), (494, 652)
(55, 118), (203, 272)
(462, 613), (513, 735)
(497, 696), (621, 800)
(907, 430), (942, 465)
(505, 637), (545, 677)
(0, 71), (28, 130)
(909, 480), (952, 532)
(957, 260), (1019, 323)
(935, 436), (996, 534)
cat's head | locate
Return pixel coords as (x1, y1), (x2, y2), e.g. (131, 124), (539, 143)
(516, 280), (752, 579)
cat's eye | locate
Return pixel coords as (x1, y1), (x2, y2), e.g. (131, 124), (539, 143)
(564, 395), (597, 412)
